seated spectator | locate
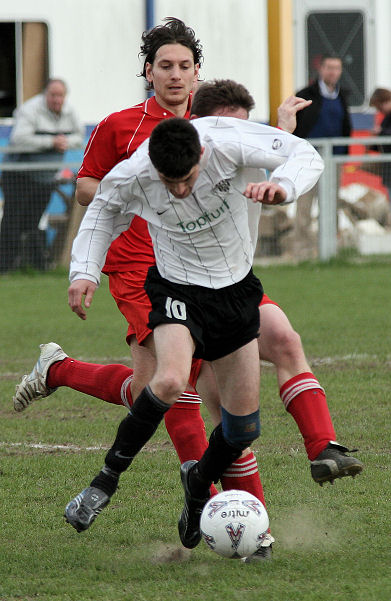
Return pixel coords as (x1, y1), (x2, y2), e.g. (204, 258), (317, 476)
(0, 78), (84, 272)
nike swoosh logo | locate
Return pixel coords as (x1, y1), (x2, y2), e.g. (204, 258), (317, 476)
(114, 450), (133, 460)
(157, 209), (168, 215)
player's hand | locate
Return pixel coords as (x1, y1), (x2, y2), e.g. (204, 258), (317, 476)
(277, 96), (312, 133)
(244, 182), (287, 205)
(68, 279), (97, 320)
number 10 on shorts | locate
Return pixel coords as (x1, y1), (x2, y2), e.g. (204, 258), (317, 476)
(165, 297), (187, 320)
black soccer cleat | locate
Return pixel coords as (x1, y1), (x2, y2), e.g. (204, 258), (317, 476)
(311, 442), (364, 485)
(178, 460), (210, 549)
(64, 486), (111, 532)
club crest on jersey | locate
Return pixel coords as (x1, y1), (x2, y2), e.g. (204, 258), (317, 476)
(212, 178), (231, 199)
(225, 522), (246, 551)
(272, 138), (283, 150)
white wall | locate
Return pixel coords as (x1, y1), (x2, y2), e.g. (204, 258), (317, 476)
(1, 0), (389, 124)
(154, 0), (269, 122)
(0, 0), (145, 123)
(373, 0), (391, 89)
(0, 0), (269, 124)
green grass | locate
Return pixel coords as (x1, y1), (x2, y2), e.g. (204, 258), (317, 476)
(0, 260), (390, 601)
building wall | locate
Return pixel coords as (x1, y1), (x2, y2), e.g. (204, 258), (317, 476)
(0, 0), (269, 124)
(0, 0), (390, 127)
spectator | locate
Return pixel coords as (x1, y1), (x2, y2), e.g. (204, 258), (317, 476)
(292, 55), (352, 258)
(369, 87), (391, 200)
(0, 79), (84, 272)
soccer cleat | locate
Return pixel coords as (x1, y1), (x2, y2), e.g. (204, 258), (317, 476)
(311, 442), (364, 485)
(13, 342), (67, 412)
(178, 460), (210, 549)
(64, 486), (111, 532)
(242, 533), (275, 563)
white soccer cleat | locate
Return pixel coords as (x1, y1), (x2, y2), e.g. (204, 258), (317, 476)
(13, 342), (68, 412)
(242, 532), (275, 563)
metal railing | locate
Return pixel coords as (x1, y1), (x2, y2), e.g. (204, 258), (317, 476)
(1, 138), (391, 271)
(0, 146), (83, 271)
(256, 136), (391, 262)
(314, 136), (391, 261)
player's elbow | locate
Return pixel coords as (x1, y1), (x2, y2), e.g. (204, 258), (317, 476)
(75, 185), (92, 206)
(76, 177), (99, 206)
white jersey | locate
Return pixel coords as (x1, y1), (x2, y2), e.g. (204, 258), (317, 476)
(70, 116), (323, 289)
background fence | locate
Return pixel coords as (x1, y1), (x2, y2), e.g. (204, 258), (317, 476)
(256, 135), (391, 262)
(0, 148), (85, 272)
(1, 137), (391, 272)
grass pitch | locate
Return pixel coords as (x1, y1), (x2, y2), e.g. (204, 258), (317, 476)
(0, 259), (390, 601)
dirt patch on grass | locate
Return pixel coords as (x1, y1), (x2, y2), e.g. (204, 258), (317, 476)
(149, 542), (192, 564)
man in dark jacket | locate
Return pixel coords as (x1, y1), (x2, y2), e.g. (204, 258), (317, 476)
(294, 55), (351, 146)
(292, 55), (352, 258)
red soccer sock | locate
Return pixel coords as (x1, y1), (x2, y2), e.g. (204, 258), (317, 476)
(47, 358), (134, 407)
(164, 398), (218, 496)
(281, 372), (336, 461)
(220, 452), (267, 509)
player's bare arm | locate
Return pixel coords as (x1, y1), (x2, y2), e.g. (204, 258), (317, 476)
(244, 182), (287, 205)
(75, 177), (100, 206)
(277, 96), (312, 134)
(68, 279), (97, 320)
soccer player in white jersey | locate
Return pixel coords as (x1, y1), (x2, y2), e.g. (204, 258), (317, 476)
(65, 114), (323, 548)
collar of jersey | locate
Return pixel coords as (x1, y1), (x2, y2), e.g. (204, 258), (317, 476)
(143, 94), (192, 118)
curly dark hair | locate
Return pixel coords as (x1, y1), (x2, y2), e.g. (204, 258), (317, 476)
(139, 17), (203, 88)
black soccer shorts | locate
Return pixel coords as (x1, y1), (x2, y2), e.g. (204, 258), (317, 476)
(144, 266), (263, 361)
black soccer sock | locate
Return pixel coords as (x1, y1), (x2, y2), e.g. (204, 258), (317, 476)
(190, 423), (244, 494)
(90, 465), (120, 497)
(90, 386), (170, 495)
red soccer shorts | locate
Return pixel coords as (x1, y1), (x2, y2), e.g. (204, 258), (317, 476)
(108, 269), (202, 388)
(260, 293), (280, 308)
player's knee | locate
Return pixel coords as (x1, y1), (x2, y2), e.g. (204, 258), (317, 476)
(221, 407), (261, 450)
(268, 327), (303, 362)
(151, 369), (188, 401)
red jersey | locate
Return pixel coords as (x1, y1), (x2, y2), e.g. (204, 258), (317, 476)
(78, 95), (192, 272)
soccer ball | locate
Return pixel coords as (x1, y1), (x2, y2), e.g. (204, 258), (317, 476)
(200, 489), (269, 559)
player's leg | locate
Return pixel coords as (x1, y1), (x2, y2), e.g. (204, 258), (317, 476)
(164, 359), (212, 466)
(12, 342), (134, 412)
(179, 340), (262, 549)
(112, 270), (215, 474)
(196, 360), (267, 506)
(14, 271), (215, 464)
(65, 322), (194, 533)
(195, 353), (273, 560)
(259, 300), (363, 483)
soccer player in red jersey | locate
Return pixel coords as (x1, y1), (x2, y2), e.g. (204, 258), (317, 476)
(13, 23), (362, 558)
